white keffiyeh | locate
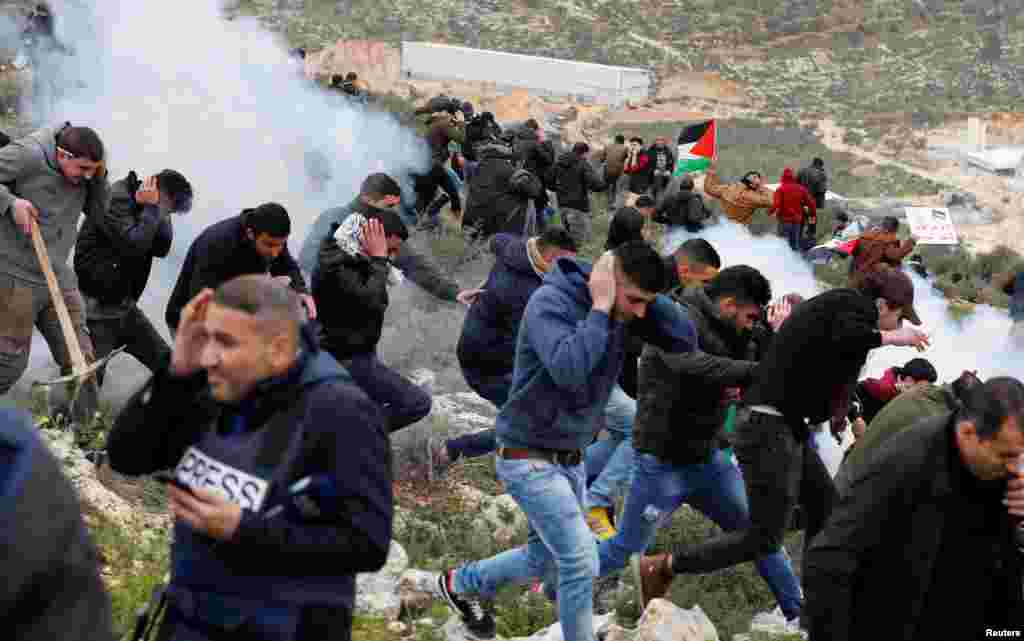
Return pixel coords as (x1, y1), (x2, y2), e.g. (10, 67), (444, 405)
(333, 213), (404, 286)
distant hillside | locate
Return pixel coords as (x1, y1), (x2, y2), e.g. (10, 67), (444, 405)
(233, 0), (1024, 119)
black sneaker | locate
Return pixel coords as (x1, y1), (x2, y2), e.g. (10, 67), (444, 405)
(437, 569), (496, 639)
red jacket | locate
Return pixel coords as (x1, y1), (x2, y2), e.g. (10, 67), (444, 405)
(771, 167), (817, 225)
(860, 367), (900, 404)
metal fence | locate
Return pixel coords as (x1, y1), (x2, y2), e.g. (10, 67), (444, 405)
(400, 42), (653, 109)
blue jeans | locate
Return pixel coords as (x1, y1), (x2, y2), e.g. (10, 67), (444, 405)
(597, 450), (803, 620)
(585, 384), (637, 510)
(454, 457), (598, 641)
(778, 221), (803, 252)
(445, 369), (513, 460)
(344, 352), (432, 433)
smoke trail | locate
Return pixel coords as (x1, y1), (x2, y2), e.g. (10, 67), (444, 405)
(3, 0), (429, 404)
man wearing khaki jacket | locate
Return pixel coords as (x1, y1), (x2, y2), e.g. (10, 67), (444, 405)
(0, 123), (110, 423)
(701, 160), (774, 226)
(593, 135), (628, 207)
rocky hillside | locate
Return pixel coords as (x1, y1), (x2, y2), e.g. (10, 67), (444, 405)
(232, 0), (1024, 119)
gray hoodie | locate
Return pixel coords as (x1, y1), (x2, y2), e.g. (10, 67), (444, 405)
(0, 124), (110, 289)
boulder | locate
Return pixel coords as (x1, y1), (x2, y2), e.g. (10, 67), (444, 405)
(630, 599), (718, 641)
(355, 540), (409, 619)
(431, 392), (499, 436)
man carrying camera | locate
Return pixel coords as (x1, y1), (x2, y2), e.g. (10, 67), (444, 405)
(106, 275), (393, 641)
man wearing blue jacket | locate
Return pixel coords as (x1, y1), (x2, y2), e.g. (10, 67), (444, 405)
(107, 275), (392, 641)
(0, 407), (113, 640)
(436, 242), (697, 641)
(430, 228), (577, 469)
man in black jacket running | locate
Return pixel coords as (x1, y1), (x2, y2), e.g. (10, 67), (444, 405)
(636, 269), (931, 618)
(75, 169), (192, 385)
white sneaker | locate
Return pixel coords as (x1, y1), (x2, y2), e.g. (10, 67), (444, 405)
(783, 618), (809, 640)
(751, 606), (787, 628)
(751, 606), (807, 639)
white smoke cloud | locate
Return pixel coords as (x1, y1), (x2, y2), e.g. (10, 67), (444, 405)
(3, 1), (1019, 409)
(5, 0), (429, 403)
(667, 219), (1023, 385)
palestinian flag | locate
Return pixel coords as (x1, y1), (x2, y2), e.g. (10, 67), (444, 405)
(674, 119), (716, 176)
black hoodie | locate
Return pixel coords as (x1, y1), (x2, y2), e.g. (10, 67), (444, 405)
(553, 151), (605, 212)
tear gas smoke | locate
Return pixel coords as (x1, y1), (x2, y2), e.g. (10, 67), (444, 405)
(667, 220), (1024, 385)
(3, 0), (429, 404)
(3, 1), (1020, 409)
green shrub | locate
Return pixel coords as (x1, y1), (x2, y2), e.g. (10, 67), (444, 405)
(494, 589), (557, 638)
(974, 245), (1024, 280)
(89, 513), (170, 639)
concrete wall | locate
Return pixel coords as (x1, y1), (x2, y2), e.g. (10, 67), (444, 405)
(400, 42), (652, 108)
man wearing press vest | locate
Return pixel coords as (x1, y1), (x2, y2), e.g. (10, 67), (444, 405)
(107, 276), (392, 641)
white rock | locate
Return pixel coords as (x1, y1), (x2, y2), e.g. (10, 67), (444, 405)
(355, 541), (409, 619)
(387, 620), (409, 635)
(632, 599), (718, 641)
(432, 393), (498, 434)
(37, 427), (171, 534)
(408, 368), (437, 393)
(514, 613), (614, 640)
(400, 568), (441, 595)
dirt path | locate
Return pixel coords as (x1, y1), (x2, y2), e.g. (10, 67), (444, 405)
(813, 118), (1024, 254)
(591, 107), (1024, 254)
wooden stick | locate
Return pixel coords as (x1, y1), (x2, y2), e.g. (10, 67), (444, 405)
(29, 219), (88, 375)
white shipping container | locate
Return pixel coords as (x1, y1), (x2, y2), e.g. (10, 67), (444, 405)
(400, 42), (653, 109)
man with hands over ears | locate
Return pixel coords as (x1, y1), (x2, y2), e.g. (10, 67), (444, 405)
(436, 242), (697, 641)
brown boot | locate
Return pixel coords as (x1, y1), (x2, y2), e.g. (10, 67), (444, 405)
(631, 553), (673, 610)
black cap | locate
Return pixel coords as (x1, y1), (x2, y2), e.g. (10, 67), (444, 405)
(864, 269), (922, 326)
(896, 358), (938, 383)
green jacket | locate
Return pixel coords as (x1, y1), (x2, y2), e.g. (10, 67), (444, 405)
(838, 383), (957, 487)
